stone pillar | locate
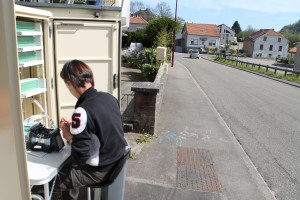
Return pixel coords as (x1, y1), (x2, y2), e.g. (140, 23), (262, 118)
(131, 82), (160, 134)
(294, 43), (300, 72)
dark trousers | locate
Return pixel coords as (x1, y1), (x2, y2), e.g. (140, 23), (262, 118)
(54, 159), (114, 200)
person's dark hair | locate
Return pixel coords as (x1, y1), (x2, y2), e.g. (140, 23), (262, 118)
(60, 60), (94, 88)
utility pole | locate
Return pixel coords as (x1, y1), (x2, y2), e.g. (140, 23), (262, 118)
(171, 0), (178, 67)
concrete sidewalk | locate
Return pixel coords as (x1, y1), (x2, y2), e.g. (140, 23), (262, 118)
(124, 60), (276, 200)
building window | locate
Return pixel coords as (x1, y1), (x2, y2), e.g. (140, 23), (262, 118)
(191, 39), (198, 45)
(263, 36), (267, 41)
(260, 44), (264, 50)
(279, 46), (282, 51)
(208, 40), (216, 46)
(269, 45), (273, 51)
(278, 37), (281, 42)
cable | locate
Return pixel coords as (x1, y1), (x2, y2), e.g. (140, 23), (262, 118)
(32, 99), (55, 128)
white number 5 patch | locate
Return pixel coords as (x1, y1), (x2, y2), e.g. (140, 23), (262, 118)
(71, 107), (87, 135)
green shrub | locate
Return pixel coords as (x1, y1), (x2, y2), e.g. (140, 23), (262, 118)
(230, 49), (237, 55)
(130, 58), (143, 69)
(138, 48), (157, 66)
(140, 64), (159, 81)
(121, 55), (129, 63)
(220, 49), (226, 58)
(166, 48), (172, 63)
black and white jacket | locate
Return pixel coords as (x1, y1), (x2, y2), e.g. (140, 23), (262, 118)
(70, 87), (126, 166)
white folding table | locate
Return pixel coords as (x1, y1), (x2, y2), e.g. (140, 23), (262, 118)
(27, 145), (71, 200)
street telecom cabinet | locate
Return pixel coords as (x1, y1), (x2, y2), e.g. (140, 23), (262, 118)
(15, 1), (128, 125)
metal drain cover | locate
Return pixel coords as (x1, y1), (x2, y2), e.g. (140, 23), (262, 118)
(177, 147), (221, 192)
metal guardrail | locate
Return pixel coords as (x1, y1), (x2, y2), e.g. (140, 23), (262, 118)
(215, 56), (300, 77)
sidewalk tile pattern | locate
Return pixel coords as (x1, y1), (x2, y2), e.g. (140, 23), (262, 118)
(177, 147), (221, 192)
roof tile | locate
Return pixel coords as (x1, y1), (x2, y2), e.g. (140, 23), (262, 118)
(185, 23), (220, 37)
(250, 29), (280, 40)
(130, 16), (148, 24)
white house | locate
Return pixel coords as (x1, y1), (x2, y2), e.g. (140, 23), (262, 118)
(218, 24), (236, 45)
(127, 15), (148, 32)
(181, 23), (221, 53)
(243, 29), (289, 58)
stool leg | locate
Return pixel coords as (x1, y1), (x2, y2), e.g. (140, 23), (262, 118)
(101, 187), (108, 200)
(87, 187), (91, 200)
(94, 188), (101, 199)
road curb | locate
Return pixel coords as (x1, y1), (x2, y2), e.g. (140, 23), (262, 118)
(203, 57), (300, 89)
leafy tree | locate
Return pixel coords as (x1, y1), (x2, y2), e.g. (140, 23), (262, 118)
(176, 16), (186, 30)
(145, 16), (180, 47)
(154, 28), (171, 47)
(153, 2), (173, 18)
(279, 20), (300, 46)
(231, 21), (242, 34)
(122, 29), (151, 48)
(281, 30), (300, 47)
(280, 19), (300, 34)
(237, 25), (258, 40)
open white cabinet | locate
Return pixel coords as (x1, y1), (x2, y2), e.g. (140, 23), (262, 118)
(15, 2), (123, 124)
(1, 2), (125, 198)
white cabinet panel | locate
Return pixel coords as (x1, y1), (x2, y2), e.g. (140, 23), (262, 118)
(54, 20), (120, 119)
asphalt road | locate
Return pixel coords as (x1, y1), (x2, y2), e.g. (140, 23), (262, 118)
(175, 53), (300, 200)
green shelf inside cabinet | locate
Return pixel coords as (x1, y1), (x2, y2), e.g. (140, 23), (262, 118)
(20, 78), (40, 93)
(20, 78), (46, 98)
(18, 51), (38, 63)
(17, 36), (36, 47)
(16, 21), (36, 32)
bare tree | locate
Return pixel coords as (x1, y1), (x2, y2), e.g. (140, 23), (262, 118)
(153, 2), (173, 18)
(130, 1), (145, 14)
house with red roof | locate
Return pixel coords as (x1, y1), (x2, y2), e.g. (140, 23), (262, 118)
(181, 23), (221, 53)
(243, 29), (289, 58)
(218, 24), (236, 45)
(128, 15), (148, 32)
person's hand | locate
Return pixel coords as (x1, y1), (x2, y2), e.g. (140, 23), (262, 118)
(60, 117), (72, 142)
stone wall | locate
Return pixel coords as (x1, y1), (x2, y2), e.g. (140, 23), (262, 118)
(130, 63), (168, 134)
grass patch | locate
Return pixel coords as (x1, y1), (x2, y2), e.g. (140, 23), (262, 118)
(135, 133), (153, 144)
(130, 151), (136, 160)
(214, 57), (300, 83)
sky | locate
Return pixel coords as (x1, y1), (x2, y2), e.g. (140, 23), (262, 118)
(139, 0), (300, 32)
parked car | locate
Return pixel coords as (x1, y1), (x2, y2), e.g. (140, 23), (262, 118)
(199, 48), (208, 54)
(190, 50), (200, 59)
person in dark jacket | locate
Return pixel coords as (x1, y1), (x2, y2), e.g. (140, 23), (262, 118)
(58, 59), (127, 199)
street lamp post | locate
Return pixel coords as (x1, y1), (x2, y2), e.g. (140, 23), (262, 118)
(171, 0), (178, 67)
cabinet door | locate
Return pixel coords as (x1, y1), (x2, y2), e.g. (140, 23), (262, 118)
(53, 20), (120, 120)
